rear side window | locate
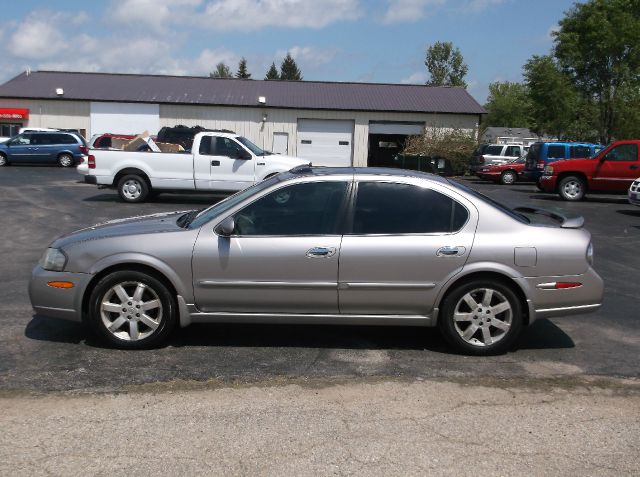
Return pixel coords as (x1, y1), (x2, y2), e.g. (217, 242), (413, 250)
(570, 146), (590, 158)
(546, 145), (565, 159)
(352, 182), (468, 235)
(32, 134), (54, 145)
(484, 145), (503, 155)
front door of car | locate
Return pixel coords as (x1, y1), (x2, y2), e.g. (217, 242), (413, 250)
(192, 180), (349, 313)
(338, 181), (477, 316)
(6, 134), (33, 162)
(592, 143), (639, 192)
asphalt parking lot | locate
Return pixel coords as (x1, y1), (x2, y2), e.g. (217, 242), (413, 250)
(0, 166), (638, 393)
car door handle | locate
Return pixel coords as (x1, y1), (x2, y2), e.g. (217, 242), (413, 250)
(630, 165), (638, 170)
(211, 160), (220, 166)
(306, 247), (336, 258)
(437, 246), (466, 257)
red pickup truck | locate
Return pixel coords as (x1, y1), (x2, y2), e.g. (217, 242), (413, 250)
(538, 140), (640, 201)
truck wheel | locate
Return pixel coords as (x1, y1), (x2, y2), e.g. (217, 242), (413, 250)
(558, 176), (585, 201)
(87, 270), (176, 349)
(0, 154), (7, 167)
(117, 174), (149, 203)
(438, 279), (523, 356)
(57, 153), (74, 167)
(500, 170), (517, 185)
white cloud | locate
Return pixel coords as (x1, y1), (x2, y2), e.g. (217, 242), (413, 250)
(382, 0), (444, 24)
(462, 0), (507, 13)
(8, 12), (69, 60)
(109, 0), (203, 30)
(276, 46), (337, 67)
(400, 71), (428, 84)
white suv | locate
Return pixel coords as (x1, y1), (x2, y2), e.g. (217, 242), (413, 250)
(470, 144), (525, 174)
(629, 177), (640, 206)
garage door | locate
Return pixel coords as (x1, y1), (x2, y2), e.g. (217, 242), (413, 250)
(90, 102), (160, 136)
(297, 119), (353, 167)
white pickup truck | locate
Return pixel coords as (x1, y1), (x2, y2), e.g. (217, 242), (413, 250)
(78, 131), (309, 202)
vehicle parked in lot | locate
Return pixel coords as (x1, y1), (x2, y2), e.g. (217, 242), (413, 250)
(88, 133), (136, 149)
(523, 142), (604, 184)
(0, 131), (88, 167)
(469, 144), (525, 175)
(476, 157), (527, 185)
(629, 177), (640, 206)
(539, 140), (640, 201)
(156, 125), (216, 151)
(78, 130), (308, 202)
(30, 167), (603, 355)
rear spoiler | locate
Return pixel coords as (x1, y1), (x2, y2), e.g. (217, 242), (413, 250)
(513, 206), (584, 229)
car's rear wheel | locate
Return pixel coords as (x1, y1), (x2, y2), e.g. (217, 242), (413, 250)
(558, 175), (585, 201)
(438, 280), (523, 355)
(0, 154), (7, 167)
(58, 153), (74, 168)
(500, 170), (517, 185)
(117, 174), (149, 203)
(88, 270), (176, 349)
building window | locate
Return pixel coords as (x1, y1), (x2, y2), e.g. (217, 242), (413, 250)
(0, 123), (21, 138)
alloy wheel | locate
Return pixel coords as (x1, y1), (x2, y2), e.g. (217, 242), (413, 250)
(562, 180), (582, 199)
(452, 288), (512, 347)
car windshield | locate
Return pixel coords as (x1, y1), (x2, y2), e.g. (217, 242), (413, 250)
(446, 179), (530, 224)
(236, 136), (271, 156)
(185, 174), (284, 228)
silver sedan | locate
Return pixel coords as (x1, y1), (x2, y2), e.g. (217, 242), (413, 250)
(29, 167), (604, 355)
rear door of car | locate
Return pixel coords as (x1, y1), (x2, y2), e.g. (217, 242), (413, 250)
(337, 179), (477, 316)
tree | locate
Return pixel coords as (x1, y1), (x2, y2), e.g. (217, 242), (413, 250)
(424, 41), (468, 87)
(483, 81), (532, 128)
(403, 127), (477, 175)
(553, 0), (640, 143)
(523, 55), (580, 139)
(279, 53), (303, 81)
(265, 62), (280, 80)
(210, 62), (232, 78)
(235, 57), (251, 79)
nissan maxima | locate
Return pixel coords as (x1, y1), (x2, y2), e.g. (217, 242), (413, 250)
(29, 167), (604, 355)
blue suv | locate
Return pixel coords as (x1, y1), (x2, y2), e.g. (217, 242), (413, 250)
(523, 141), (604, 183)
(0, 131), (88, 167)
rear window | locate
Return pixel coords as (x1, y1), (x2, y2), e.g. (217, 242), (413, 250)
(446, 179), (529, 224)
(526, 143), (540, 161)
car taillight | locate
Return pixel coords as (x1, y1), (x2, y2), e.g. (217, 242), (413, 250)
(79, 145), (89, 155)
(536, 160), (545, 170)
(88, 155), (96, 169)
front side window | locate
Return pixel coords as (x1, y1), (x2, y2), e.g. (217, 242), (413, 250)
(604, 144), (638, 162)
(351, 182), (468, 235)
(232, 181), (348, 236)
(214, 137), (247, 158)
(12, 134), (31, 145)
(505, 146), (521, 156)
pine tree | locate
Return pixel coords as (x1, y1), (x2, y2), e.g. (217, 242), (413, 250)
(235, 57), (251, 79)
(265, 62), (279, 80)
(279, 53), (303, 81)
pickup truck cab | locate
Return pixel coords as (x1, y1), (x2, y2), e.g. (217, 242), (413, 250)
(80, 131), (309, 202)
(539, 140), (640, 201)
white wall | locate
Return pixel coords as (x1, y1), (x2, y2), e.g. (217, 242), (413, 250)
(90, 102), (159, 136)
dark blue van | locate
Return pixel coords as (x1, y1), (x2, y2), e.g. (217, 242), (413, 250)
(523, 142), (604, 183)
(0, 131), (88, 167)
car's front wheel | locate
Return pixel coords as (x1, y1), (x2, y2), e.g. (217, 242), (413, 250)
(87, 270), (177, 349)
(558, 175), (586, 201)
(0, 154), (8, 167)
(438, 280), (523, 355)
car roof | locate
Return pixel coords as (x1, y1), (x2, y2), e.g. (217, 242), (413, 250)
(286, 166), (449, 184)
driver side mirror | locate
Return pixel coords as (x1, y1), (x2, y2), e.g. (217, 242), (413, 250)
(238, 149), (252, 160)
(216, 216), (235, 237)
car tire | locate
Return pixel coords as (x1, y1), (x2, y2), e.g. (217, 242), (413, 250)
(438, 279), (523, 356)
(58, 153), (74, 168)
(117, 174), (149, 203)
(0, 154), (8, 167)
(500, 170), (517, 185)
(87, 270), (177, 349)
(558, 175), (586, 201)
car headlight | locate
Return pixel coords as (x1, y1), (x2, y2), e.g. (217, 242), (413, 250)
(586, 242), (594, 266)
(544, 166), (554, 175)
(41, 248), (68, 271)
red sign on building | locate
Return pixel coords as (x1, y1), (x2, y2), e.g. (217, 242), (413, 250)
(0, 108), (29, 120)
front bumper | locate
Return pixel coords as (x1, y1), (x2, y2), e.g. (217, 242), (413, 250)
(29, 265), (93, 322)
(538, 174), (558, 192)
(517, 266), (604, 322)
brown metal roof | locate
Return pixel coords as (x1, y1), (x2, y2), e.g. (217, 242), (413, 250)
(0, 70), (485, 115)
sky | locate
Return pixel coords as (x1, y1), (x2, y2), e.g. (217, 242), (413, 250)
(0, 0), (578, 104)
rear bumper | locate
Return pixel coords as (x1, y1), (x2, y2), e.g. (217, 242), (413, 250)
(517, 267), (604, 322)
(29, 265), (93, 322)
(84, 175), (97, 185)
